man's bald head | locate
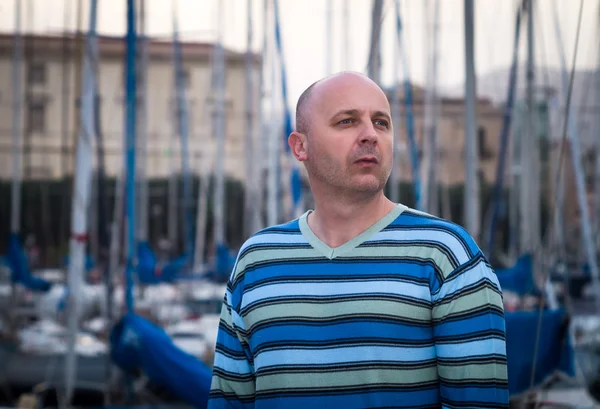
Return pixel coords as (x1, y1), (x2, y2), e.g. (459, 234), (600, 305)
(295, 71), (385, 136)
(288, 71), (394, 200)
(295, 80), (319, 135)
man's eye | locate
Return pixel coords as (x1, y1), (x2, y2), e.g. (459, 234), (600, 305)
(338, 118), (353, 125)
(375, 119), (389, 128)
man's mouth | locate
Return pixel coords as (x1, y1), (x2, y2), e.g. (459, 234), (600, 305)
(355, 156), (379, 164)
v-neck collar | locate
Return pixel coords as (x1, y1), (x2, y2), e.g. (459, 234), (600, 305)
(298, 203), (407, 260)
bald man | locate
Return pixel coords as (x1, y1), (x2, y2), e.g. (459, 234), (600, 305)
(208, 72), (509, 409)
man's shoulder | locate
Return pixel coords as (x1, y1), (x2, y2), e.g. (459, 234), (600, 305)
(229, 218), (305, 279)
(391, 206), (482, 263)
(239, 218), (303, 252)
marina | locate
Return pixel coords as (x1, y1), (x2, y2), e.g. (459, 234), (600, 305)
(0, 0), (599, 407)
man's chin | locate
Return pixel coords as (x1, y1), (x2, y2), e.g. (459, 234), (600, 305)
(349, 176), (386, 193)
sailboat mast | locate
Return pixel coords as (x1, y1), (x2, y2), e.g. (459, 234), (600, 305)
(213, 1), (227, 247)
(549, 0), (566, 258)
(166, 7), (180, 255)
(168, 14), (178, 254)
(519, 0), (533, 254)
(367, 0), (383, 85)
(193, 158), (210, 271)
(108, 170), (124, 312)
(485, 3), (522, 258)
(395, 0), (422, 210)
(89, 21), (111, 407)
(173, 12), (194, 257)
(58, 1), (73, 251)
(427, 0), (440, 215)
(167, 144), (178, 249)
(422, 0), (440, 215)
(421, 0), (431, 211)
(138, 0), (149, 242)
(267, 1), (279, 226)
(11, 0), (22, 235)
(124, 0), (138, 313)
(254, 0), (268, 230)
(71, 0), (84, 189)
(464, 0), (480, 239)
(64, 0), (98, 403)
(509, 104), (522, 261)
(244, 0), (256, 238)
(594, 1), (600, 234)
(389, 0), (401, 204)
(273, 0), (301, 219)
(193, 2), (214, 270)
(168, 3), (179, 254)
(526, 0), (541, 254)
(551, 0), (600, 309)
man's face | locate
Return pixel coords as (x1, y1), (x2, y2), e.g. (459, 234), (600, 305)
(303, 75), (394, 197)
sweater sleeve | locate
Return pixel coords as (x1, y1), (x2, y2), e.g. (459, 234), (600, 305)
(431, 253), (509, 408)
(207, 285), (256, 409)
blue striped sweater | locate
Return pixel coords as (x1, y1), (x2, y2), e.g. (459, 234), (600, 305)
(208, 204), (509, 408)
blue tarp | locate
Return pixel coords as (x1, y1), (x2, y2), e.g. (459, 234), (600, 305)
(216, 243), (235, 277)
(496, 253), (539, 296)
(136, 241), (188, 284)
(110, 313), (212, 408)
(202, 243), (236, 282)
(505, 308), (574, 396)
(3, 233), (51, 292)
(495, 255), (575, 395)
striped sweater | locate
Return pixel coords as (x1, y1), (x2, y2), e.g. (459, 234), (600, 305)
(208, 204), (509, 409)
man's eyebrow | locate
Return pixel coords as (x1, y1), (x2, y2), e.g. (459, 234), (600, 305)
(330, 109), (360, 119)
(330, 109), (391, 121)
(373, 111), (391, 122)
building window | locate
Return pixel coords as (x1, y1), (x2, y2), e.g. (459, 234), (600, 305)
(27, 101), (46, 133)
(180, 69), (191, 88)
(28, 62), (47, 85)
(478, 126), (493, 160)
(167, 68), (191, 88)
(26, 166), (51, 179)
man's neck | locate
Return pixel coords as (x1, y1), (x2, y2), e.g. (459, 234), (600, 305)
(308, 192), (397, 248)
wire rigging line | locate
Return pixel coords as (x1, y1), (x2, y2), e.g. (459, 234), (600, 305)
(528, 0), (585, 398)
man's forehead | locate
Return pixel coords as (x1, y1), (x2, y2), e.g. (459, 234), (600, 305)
(310, 74), (390, 114)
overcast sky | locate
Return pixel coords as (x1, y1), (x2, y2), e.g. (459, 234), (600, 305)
(0, 0), (598, 109)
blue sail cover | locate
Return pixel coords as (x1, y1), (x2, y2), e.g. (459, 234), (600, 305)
(213, 243), (235, 281)
(284, 111), (302, 208)
(273, 0), (302, 211)
(4, 233), (51, 292)
(505, 308), (574, 396)
(110, 313), (212, 408)
(290, 167), (302, 208)
(496, 253), (539, 296)
(200, 243), (235, 282)
(136, 241), (188, 284)
(496, 254), (575, 395)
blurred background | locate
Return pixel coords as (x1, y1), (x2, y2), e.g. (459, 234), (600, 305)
(0, 0), (599, 408)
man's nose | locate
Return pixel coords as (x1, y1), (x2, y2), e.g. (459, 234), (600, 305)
(358, 122), (378, 145)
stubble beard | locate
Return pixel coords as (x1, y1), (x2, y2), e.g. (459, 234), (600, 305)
(307, 152), (391, 198)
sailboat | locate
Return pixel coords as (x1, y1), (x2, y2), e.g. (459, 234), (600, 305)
(481, 0), (600, 404)
(2, 0), (52, 296)
(385, 0), (577, 403)
(109, 2), (213, 407)
(0, 2), (110, 407)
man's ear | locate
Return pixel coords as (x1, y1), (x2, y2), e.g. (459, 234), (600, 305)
(288, 131), (308, 161)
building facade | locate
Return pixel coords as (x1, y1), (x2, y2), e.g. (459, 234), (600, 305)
(384, 84), (505, 188)
(0, 33), (261, 182)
